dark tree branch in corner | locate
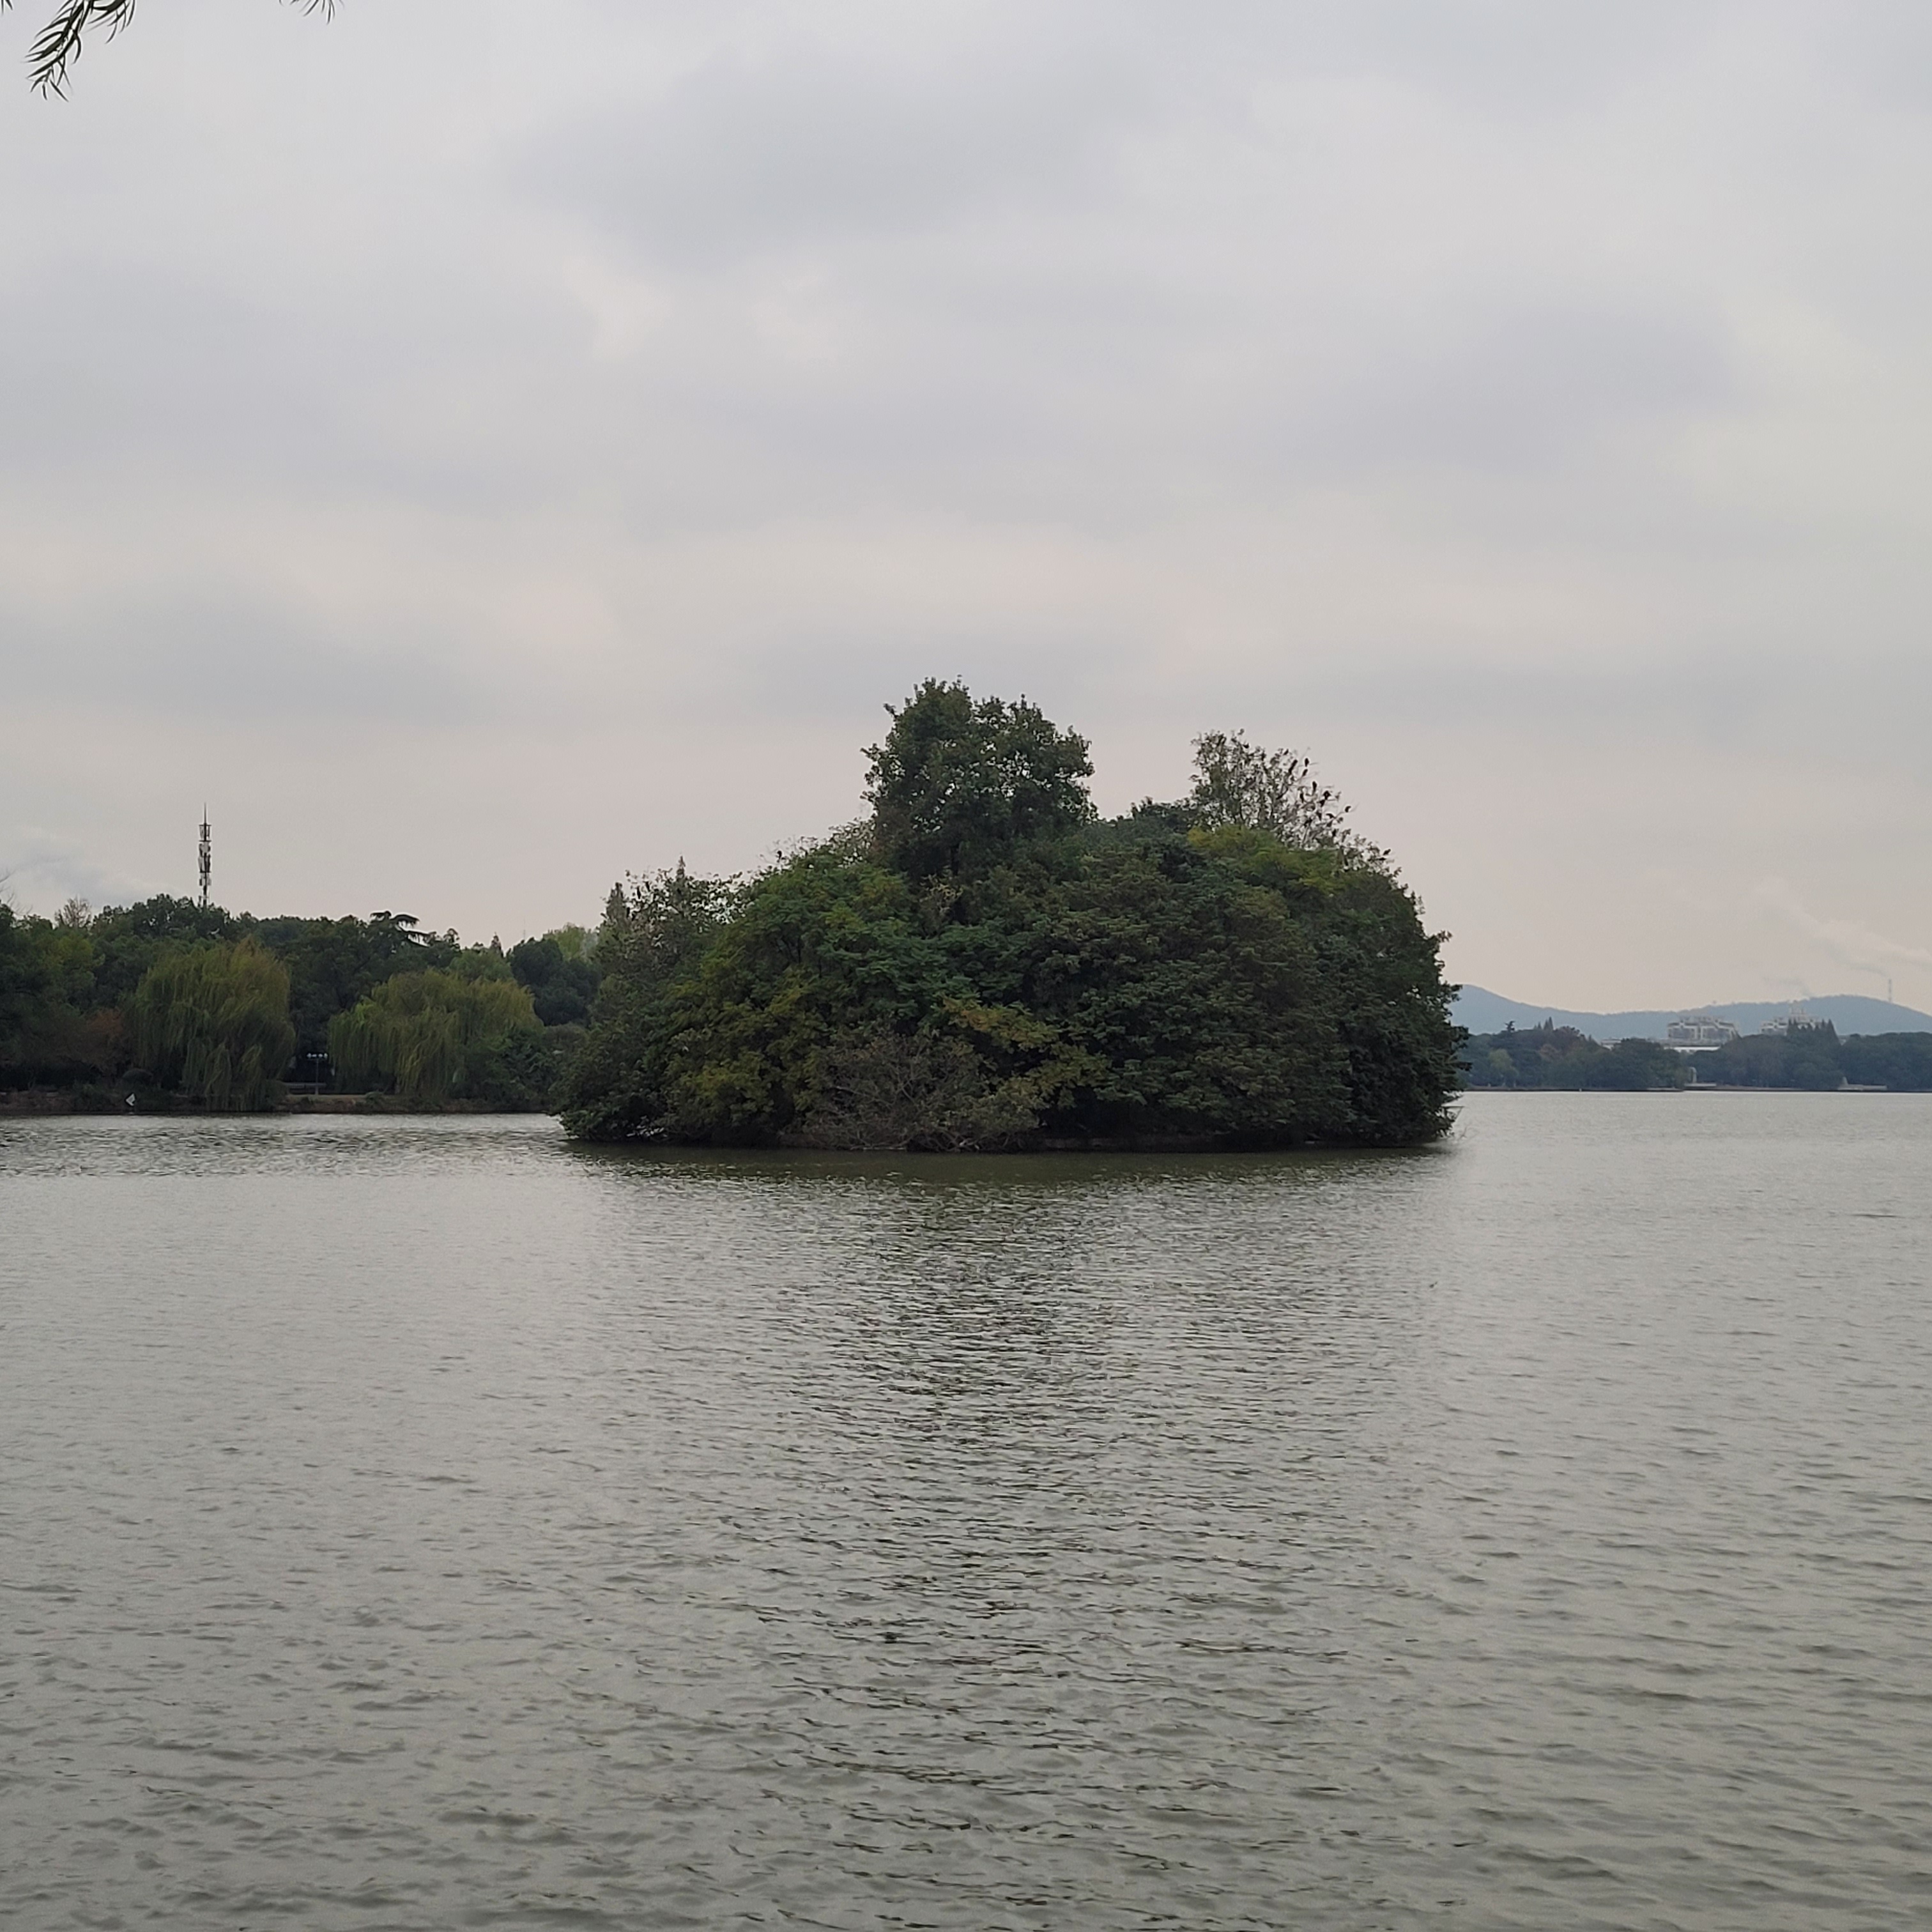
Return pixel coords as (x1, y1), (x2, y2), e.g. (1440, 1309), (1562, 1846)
(6, 0), (137, 95)
(4, 0), (334, 95)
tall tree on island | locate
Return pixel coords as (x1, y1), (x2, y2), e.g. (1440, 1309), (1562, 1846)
(866, 680), (1096, 883)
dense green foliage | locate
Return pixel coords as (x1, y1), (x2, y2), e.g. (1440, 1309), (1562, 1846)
(509, 933), (602, 1026)
(1698, 1024), (1846, 1091)
(1842, 1032), (1932, 1089)
(561, 686), (1461, 1149)
(126, 938), (296, 1110)
(0, 902), (120, 1086)
(1461, 1023), (1690, 1091)
(251, 911), (460, 1063)
(866, 680), (1096, 882)
(88, 895), (240, 1010)
(329, 969), (544, 1105)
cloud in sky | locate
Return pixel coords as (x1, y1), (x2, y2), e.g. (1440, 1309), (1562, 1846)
(1755, 877), (1932, 983)
(2, 0), (1929, 1004)
(0, 827), (150, 916)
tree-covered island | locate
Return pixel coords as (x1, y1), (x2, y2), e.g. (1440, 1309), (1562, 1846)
(560, 682), (1462, 1149)
(18, 685), (1932, 1126)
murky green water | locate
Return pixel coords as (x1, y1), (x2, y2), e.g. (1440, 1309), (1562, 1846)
(3, 1095), (1929, 1928)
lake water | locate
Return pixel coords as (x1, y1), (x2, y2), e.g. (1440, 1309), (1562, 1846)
(3, 1095), (1929, 1929)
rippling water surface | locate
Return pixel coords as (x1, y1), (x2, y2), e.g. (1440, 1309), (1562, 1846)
(4, 1096), (1929, 1928)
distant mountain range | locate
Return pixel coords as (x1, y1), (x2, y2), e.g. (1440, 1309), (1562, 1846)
(1453, 985), (1932, 1041)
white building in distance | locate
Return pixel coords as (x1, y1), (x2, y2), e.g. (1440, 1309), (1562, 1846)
(1666, 1013), (1742, 1052)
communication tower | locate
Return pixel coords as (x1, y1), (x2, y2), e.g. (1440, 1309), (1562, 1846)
(198, 808), (211, 910)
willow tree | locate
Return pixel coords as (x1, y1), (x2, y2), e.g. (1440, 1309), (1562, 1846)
(329, 969), (539, 1103)
(127, 937), (295, 1110)
(8, 1), (332, 95)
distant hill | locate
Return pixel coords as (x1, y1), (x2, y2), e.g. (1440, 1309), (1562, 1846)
(1453, 986), (1932, 1041)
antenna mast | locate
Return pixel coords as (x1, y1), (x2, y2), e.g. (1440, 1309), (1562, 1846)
(198, 807), (211, 910)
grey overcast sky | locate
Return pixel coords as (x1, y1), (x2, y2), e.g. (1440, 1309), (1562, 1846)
(3, 0), (1929, 1009)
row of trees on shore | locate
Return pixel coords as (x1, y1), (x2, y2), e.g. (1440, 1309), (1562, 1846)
(0, 896), (599, 1109)
(1460, 1023), (1691, 1091)
(1462, 1020), (1932, 1091)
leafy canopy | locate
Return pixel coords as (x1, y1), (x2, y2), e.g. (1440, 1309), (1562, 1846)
(0, 903), (122, 1086)
(865, 679), (1094, 883)
(508, 931), (602, 1027)
(249, 910), (459, 1059)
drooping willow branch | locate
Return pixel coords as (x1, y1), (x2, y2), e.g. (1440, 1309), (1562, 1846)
(4, 0), (334, 95)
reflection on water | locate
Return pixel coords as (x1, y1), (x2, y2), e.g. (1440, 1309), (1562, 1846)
(3, 1100), (1930, 1928)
